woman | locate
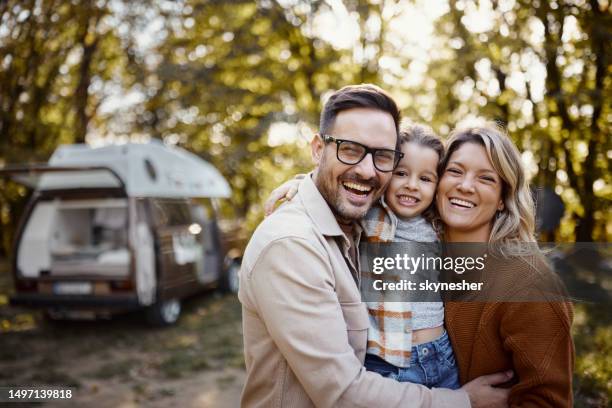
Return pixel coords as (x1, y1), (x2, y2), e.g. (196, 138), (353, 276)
(435, 123), (574, 407)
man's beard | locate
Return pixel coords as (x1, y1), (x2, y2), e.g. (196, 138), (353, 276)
(314, 157), (381, 223)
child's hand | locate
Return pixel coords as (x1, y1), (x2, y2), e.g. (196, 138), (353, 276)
(263, 175), (304, 216)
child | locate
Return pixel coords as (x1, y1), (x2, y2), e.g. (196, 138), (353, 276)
(264, 123), (459, 389)
(360, 123), (459, 389)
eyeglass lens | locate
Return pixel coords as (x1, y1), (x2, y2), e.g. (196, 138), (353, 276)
(337, 141), (397, 171)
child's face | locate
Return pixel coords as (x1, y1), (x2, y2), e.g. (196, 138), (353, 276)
(385, 142), (439, 219)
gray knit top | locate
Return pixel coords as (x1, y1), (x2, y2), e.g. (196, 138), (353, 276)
(394, 215), (444, 330)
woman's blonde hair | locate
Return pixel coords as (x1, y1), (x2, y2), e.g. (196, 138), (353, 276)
(438, 122), (537, 249)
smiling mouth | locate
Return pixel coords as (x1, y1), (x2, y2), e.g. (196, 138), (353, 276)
(342, 181), (373, 196)
(449, 197), (477, 209)
(397, 194), (420, 204)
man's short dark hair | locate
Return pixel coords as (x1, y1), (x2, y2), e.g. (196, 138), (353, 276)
(319, 84), (401, 149)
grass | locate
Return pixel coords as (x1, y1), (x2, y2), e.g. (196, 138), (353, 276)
(151, 294), (244, 378)
(132, 382), (147, 395)
(0, 253), (245, 386)
(35, 355), (59, 369)
(88, 359), (140, 380)
(27, 370), (81, 388)
(0, 338), (28, 362)
(216, 374), (236, 390)
(573, 303), (612, 407)
(158, 387), (176, 397)
(158, 351), (211, 379)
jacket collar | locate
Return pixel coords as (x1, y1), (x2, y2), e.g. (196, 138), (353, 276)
(298, 173), (347, 238)
(298, 173), (364, 279)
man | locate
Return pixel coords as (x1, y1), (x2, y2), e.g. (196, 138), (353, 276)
(238, 84), (511, 407)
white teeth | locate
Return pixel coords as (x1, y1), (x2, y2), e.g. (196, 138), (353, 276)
(450, 198), (476, 208)
(398, 195), (418, 203)
(343, 182), (372, 192)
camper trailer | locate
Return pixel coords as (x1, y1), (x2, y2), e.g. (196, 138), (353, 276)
(0, 141), (240, 325)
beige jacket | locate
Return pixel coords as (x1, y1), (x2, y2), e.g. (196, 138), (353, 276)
(238, 175), (470, 408)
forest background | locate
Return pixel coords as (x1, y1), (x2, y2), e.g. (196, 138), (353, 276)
(0, 1), (610, 405)
(0, 0), (610, 251)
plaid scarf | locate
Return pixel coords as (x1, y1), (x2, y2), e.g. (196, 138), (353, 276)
(360, 199), (438, 368)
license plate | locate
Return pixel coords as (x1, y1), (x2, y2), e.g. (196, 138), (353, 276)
(53, 282), (92, 295)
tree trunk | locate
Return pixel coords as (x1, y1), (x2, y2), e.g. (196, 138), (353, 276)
(74, 9), (100, 144)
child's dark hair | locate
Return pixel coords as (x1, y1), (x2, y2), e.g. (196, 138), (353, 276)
(399, 123), (445, 162)
(398, 122), (445, 223)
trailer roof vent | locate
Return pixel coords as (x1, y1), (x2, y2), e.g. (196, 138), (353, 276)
(144, 158), (157, 182)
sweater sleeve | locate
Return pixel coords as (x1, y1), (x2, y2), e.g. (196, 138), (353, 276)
(499, 300), (574, 408)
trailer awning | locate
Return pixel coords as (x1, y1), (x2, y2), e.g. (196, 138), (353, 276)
(0, 142), (232, 198)
(0, 165), (126, 191)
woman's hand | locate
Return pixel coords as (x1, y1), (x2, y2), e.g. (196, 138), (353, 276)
(263, 175), (304, 216)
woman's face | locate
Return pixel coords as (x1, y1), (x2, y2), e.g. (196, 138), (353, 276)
(436, 142), (504, 241)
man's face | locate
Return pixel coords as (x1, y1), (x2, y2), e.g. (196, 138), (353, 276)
(312, 107), (397, 223)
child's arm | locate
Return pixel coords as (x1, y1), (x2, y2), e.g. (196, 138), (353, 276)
(263, 174), (305, 216)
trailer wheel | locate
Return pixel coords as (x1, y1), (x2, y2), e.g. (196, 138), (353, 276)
(146, 298), (181, 326)
(222, 259), (240, 294)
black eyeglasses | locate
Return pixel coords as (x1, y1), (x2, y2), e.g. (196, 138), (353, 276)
(322, 135), (404, 172)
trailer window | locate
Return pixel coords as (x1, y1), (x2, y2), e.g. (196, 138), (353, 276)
(49, 199), (129, 260)
(17, 198), (130, 277)
(192, 198), (216, 220)
(151, 200), (192, 226)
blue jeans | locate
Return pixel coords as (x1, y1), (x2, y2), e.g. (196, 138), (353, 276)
(364, 330), (460, 389)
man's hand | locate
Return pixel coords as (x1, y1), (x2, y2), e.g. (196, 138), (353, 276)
(461, 370), (513, 408)
(263, 176), (303, 216)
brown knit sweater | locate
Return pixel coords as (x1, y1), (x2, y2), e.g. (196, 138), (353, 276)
(444, 254), (575, 407)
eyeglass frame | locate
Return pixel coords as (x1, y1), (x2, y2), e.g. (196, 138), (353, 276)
(321, 134), (404, 172)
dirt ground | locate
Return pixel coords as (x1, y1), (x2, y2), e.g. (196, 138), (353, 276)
(0, 261), (246, 407)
